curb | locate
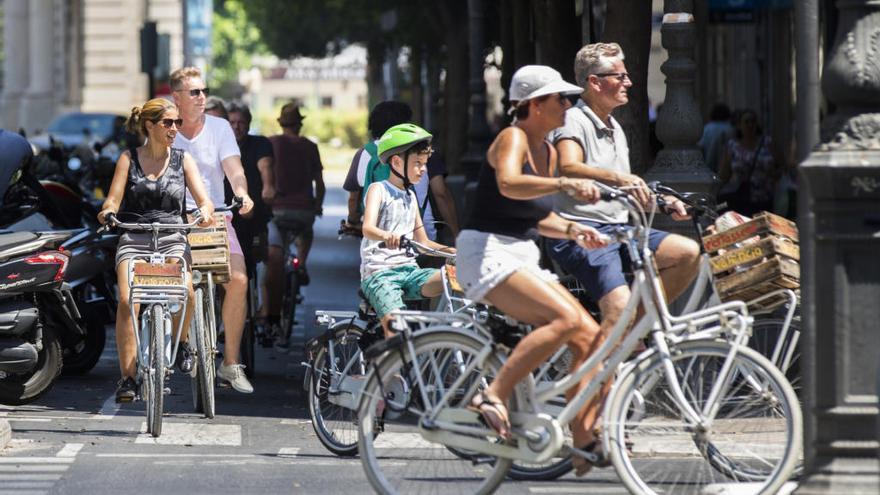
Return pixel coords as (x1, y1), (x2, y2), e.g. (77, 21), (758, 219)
(0, 418), (10, 449)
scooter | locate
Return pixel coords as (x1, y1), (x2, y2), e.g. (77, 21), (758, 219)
(0, 230), (85, 404)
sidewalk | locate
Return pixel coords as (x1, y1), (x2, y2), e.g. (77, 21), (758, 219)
(0, 417), (9, 449)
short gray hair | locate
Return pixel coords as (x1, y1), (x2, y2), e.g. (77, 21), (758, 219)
(574, 42), (625, 88)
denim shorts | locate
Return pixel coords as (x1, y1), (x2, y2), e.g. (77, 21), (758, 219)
(547, 221), (670, 303)
(360, 265), (437, 318)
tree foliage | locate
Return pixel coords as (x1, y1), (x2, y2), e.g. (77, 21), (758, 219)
(210, 0), (268, 94)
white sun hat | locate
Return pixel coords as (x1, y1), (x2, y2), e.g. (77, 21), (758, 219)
(509, 65), (583, 102)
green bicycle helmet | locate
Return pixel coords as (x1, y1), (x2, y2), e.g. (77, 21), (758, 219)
(377, 123), (432, 164)
(376, 123), (433, 194)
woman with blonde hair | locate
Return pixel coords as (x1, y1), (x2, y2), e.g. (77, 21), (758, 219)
(98, 98), (214, 402)
(456, 65), (608, 475)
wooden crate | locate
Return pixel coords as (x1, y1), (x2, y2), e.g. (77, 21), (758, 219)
(702, 211), (797, 253)
(705, 211), (800, 308)
(187, 213), (230, 284)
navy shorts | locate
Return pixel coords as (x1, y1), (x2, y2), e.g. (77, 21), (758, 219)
(547, 221), (670, 303)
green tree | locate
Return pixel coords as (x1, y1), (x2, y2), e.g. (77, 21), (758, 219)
(210, 0), (268, 97)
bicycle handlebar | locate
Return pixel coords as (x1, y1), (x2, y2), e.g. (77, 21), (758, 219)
(99, 197), (243, 234)
(378, 235), (455, 260)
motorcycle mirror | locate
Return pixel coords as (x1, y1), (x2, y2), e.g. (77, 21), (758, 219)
(68, 157), (82, 171)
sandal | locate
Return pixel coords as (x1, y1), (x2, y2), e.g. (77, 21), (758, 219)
(467, 391), (511, 440)
(570, 441), (601, 476)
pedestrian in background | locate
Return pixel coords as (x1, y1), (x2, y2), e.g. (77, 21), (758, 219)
(718, 108), (783, 216)
(698, 102), (733, 174)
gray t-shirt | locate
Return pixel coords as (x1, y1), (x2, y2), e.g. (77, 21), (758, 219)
(550, 101), (630, 224)
(359, 181), (420, 279)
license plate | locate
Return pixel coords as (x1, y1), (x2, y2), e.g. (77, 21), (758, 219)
(133, 275), (184, 286)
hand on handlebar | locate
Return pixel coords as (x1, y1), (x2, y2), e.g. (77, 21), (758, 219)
(238, 194), (254, 217)
(197, 205), (215, 227)
(381, 232), (402, 250)
(570, 223), (611, 249)
(560, 177), (601, 203)
(660, 195), (691, 221)
(98, 209), (116, 226)
(615, 172), (654, 208)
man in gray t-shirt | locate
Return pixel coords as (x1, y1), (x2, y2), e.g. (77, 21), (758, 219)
(547, 43), (700, 341)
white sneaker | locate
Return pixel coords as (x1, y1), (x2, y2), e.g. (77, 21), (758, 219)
(217, 363), (254, 393)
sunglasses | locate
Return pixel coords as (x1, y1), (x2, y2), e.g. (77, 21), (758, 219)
(155, 118), (183, 129)
(177, 87), (210, 97)
(594, 72), (631, 82)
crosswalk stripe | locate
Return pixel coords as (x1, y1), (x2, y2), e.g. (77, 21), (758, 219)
(0, 475), (63, 481)
(0, 482), (55, 489)
(134, 422), (241, 446)
(0, 466), (68, 472)
(0, 458), (74, 464)
(55, 443), (83, 458)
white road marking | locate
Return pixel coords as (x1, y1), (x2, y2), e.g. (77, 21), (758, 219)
(91, 394), (120, 420)
(0, 458), (74, 464)
(702, 482), (797, 495)
(94, 453), (253, 458)
(373, 432), (436, 449)
(0, 482), (55, 489)
(280, 419), (311, 425)
(277, 448), (300, 457)
(529, 488), (629, 494)
(0, 490), (49, 495)
(0, 466), (69, 472)
(0, 475), (63, 481)
(54, 444), (83, 458)
(4, 418), (51, 423)
(135, 423), (241, 446)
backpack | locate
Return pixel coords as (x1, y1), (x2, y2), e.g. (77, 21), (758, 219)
(359, 141), (390, 212)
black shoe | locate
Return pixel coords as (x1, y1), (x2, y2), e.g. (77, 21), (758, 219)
(176, 341), (195, 374)
(115, 377), (137, 403)
(296, 267), (310, 286)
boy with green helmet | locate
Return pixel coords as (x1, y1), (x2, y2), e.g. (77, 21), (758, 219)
(360, 123), (455, 337)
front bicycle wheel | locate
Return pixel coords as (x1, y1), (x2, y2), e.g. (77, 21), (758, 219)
(307, 323), (366, 456)
(147, 304), (165, 437)
(604, 339), (802, 495)
(191, 288), (216, 418)
(357, 329), (513, 495)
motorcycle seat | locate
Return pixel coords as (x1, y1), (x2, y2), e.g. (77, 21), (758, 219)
(0, 231), (40, 252)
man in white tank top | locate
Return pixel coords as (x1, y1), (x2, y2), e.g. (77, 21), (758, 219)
(171, 67), (256, 394)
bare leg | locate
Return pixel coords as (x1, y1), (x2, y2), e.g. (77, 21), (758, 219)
(419, 271), (443, 298)
(221, 254), (248, 365)
(654, 234), (701, 302)
(115, 260), (137, 379)
(265, 245), (283, 317)
(295, 232), (313, 267)
(483, 270), (601, 444)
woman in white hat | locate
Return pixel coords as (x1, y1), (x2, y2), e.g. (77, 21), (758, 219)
(456, 65), (607, 475)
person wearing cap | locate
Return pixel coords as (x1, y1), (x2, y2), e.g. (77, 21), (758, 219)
(359, 123), (454, 338)
(454, 64), (608, 475)
(170, 66), (256, 394)
(548, 41), (700, 405)
(263, 103), (324, 347)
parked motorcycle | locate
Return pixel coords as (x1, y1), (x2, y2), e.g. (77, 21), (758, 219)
(0, 230), (85, 404)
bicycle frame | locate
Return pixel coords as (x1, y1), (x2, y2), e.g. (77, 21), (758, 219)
(410, 195), (758, 463)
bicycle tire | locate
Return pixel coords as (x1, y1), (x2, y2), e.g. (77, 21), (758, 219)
(604, 339), (802, 495)
(242, 319), (256, 379)
(749, 317), (801, 395)
(307, 323), (365, 456)
(192, 288), (216, 418)
(357, 328), (513, 495)
(148, 304), (165, 437)
(280, 270), (299, 345)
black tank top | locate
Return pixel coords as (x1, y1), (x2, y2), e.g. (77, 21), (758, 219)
(464, 143), (554, 240)
(119, 147), (186, 224)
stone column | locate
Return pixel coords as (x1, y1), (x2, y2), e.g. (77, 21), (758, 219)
(794, 1), (880, 493)
(644, 0), (716, 235)
(20, 0), (55, 134)
(459, 0), (491, 181)
(1, 0), (30, 131)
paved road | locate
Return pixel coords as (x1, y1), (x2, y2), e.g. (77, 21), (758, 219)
(0, 186), (630, 495)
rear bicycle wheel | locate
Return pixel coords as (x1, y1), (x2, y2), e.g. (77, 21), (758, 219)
(357, 329), (513, 495)
(307, 323), (366, 456)
(279, 270), (299, 346)
(148, 304), (165, 437)
(604, 339), (802, 495)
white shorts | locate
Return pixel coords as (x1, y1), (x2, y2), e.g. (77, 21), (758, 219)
(455, 229), (557, 302)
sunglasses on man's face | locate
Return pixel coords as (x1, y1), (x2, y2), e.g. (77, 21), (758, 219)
(156, 118), (184, 129)
(178, 87), (210, 97)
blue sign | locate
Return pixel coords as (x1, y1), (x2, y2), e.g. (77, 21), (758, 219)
(186, 0), (213, 60)
(709, 0), (792, 9)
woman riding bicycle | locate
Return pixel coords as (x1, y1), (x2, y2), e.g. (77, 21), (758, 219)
(98, 98), (215, 402)
(455, 65), (608, 475)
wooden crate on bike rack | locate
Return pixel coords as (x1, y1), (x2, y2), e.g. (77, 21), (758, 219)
(702, 211), (800, 308)
(188, 213), (231, 284)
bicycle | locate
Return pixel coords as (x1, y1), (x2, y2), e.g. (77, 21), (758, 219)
(189, 199), (242, 419)
(354, 184), (802, 495)
(305, 236), (461, 456)
(271, 217), (309, 350)
(102, 211), (206, 437)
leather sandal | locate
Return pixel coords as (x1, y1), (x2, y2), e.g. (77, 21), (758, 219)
(467, 391), (511, 440)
